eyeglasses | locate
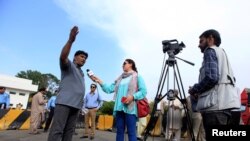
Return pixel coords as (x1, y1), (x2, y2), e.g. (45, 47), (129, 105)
(123, 62), (129, 65)
(91, 86), (96, 89)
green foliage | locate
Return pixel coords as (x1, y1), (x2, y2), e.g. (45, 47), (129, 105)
(16, 70), (43, 86)
(17, 70), (60, 109)
(98, 101), (115, 115)
(16, 70), (60, 94)
(43, 73), (60, 92)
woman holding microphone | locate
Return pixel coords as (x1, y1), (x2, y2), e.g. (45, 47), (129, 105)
(91, 58), (147, 141)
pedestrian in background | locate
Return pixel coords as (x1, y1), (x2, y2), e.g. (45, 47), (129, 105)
(165, 90), (183, 141)
(186, 95), (206, 141)
(44, 90), (58, 132)
(80, 83), (103, 140)
(30, 87), (47, 134)
(136, 116), (147, 141)
(0, 86), (10, 109)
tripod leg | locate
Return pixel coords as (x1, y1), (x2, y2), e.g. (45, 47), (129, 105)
(143, 57), (196, 141)
(143, 58), (171, 141)
(173, 62), (196, 141)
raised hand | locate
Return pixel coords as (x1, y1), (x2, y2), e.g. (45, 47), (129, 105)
(69, 26), (79, 43)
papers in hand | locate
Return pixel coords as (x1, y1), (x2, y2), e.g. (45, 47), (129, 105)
(81, 107), (89, 115)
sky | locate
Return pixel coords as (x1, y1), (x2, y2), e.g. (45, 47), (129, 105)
(0, 0), (250, 101)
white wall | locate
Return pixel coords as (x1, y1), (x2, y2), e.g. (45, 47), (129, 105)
(6, 88), (31, 109)
(0, 74), (38, 109)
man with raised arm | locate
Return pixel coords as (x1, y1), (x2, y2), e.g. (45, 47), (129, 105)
(48, 26), (88, 141)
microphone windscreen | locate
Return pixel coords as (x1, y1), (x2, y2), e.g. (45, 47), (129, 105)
(86, 69), (94, 76)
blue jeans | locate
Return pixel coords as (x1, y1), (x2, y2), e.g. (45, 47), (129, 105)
(116, 111), (137, 141)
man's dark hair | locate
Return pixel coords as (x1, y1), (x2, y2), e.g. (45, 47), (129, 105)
(74, 50), (88, 58)
(90, 83), (97, 88)
(200, 29), (221, 47)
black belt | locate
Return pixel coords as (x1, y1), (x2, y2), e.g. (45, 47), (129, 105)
(202, 109), (232, 115)
(87, 107), (97, 109)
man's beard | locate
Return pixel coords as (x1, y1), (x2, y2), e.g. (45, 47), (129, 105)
(200, 41), (209, 53)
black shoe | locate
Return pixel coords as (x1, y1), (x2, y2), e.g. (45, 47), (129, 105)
(90, 136), (94, 140)
(137, 137), (143, 141)
(38, 126), (43, 129)
(29, 132), (40, 135)
(80, 136), (88, 138)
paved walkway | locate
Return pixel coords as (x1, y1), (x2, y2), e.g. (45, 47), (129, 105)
(0, 129), (169, 141)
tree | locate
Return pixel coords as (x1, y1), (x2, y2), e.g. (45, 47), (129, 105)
(16, 70), (44, 86)
(42, 73), (60, 93)
(16, 70), (60, 109)
(98, 101), (115, 115)
(16, 70), (60, 96)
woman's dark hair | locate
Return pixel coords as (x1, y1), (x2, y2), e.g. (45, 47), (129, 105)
(125, 58), (138, 73)
(199, 29), (221, 47)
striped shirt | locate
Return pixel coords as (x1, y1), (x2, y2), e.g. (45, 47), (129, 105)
(191, 48), (219, 94)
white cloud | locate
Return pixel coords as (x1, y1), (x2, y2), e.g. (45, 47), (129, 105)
(55, 0), (250, 100)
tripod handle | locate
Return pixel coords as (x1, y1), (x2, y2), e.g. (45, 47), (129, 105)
(175, 56), (195, 66)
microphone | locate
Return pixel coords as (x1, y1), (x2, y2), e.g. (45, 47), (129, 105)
(86, 69), (95, 81)
(86, 69), (94, 76)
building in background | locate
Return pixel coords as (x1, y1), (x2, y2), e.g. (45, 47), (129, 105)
(0, 74), (38, 109)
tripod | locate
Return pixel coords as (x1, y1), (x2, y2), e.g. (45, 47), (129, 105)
(142, 52), (195, 141)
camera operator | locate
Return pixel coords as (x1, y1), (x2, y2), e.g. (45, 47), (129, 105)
(188, 29), (240, 140)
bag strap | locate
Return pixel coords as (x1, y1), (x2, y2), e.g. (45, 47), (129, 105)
(222, 49), (235, 86)
(134, 75), (147, 101)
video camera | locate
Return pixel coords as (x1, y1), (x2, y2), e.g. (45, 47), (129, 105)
(162, 39), (185, 55)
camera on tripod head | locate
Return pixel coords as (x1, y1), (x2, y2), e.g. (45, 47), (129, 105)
(162, 39), (185, 55)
